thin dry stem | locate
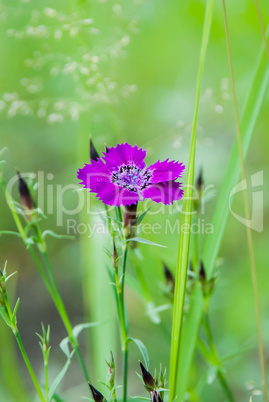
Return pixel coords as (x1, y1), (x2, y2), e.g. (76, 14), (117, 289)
(222, 1), (268, 400)
(253, 0), (269, 60)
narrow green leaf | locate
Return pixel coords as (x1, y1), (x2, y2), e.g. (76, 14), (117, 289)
(5, 271), (17, 282)
(0, 231), (22, 238)
(42, 230), (75, 241)
(169, 0), (215, 400)
(0, 306), (11, 327)
(72, 322), (99, 339)
(126, 237), (166, 248)
(146, 303), (171, 316)
(207, 365), (218, 385)
(59, 337), (70, 358)
(128, 337), (149, 369)
(12, 298), (20, 324)
(145, 302), (163, 325)
(52, 394), (65, 402)
(136, 206), (152, 225)
(48, 350), (75, 401)
(176, 24), (269, 401)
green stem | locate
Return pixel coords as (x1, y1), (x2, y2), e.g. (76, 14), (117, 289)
(203, 313), (234, 401)
(115, 206), (123, 224)
(217, 369), (234, 402)
(169, 0), (215, 400)
(40, 252), (73, 334)
(15, 331), (45, 402)
(121, 245), (128, 297)
(222, 2), (268, 400)
(1, 282), (44, 401)
(121, 244), (129, 402)
(45, 360), (49, 402)
(40, 251), (90, 382)
(2, 176), (90, 383)
(122, 346), (128, 401)
(29, 245), (90, 382)
(112, 388), (117, 402)
(105, 205), (113, 237)
(114, 242), (129, 402)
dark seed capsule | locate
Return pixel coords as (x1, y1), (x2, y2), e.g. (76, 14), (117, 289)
(199, 261), (206, 282)
(140, 361), (155, 390)
(89, 138), (100, 162)
(196, 169), (203, 193)
(163, 263), (175, 294)
(88, 384), (105, 402)
(17, 171), (33, 210)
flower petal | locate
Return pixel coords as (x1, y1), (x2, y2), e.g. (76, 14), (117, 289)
(102, 143), (147, 170)
(95, 182), (140, 207)
(141, 180), (184, 205)
(77, 160), (111, 191)
(147, 159), (185, 183)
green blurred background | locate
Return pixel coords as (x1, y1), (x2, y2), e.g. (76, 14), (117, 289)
(0, 0), (268, 400)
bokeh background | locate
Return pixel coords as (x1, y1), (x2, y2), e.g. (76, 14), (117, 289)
(0, 0), (268, 401)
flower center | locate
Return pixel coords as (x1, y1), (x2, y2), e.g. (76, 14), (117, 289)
(111, 165), (152, 192)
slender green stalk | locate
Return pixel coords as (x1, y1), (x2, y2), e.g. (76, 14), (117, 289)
(217, 370), (234, 402)
(1, 284), (45, 401)
(253, 0), (269, 59)
(115, 242), (129, 402)
(14, 331), (45, 402)
(1, 177), (90, 383)
(32, 246), (90, 382)
(121, 245), (128, 298)
(40, 252), (73, 335)
(0, 320), (27, 402)
(45, 358), (49, 402)
(222, 1), (268, 399)
(202, 314), (234, 401)
(192, 206), (233, 398)
(169, 1), (215, 400)
(111, 212), (129, 402)
(122, 244), (129, 402)
(176, 23), (269, 400)
(40, 251), (90, 382)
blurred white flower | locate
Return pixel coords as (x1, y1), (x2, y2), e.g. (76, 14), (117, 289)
(48, 113), (64, 123)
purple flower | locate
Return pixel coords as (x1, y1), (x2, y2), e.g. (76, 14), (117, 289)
(77, 143), (185, 206)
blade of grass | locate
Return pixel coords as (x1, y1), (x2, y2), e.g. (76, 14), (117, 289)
(77, 120), (116, 388)
(176, 24), (269, 400)
(168, 0), (215, 400)
(222, 1), (268, 398)
(203, 24), (269, 277)
(253, 0), (269, 59)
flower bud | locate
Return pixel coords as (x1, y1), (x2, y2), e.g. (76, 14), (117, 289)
(158, 368), (165, 389)
(89, 138), (100, 162)
(106, 351), (115, 390)
(163, 263), (175, 295)
(194, 169), (203, 211)
(196, 168), (203, 194)
(199, 261), (206, 284)
(17, 171), (33, 211)
(88, 384), (105, 402)
(199, 262), (216, 299)
(151, 390), (163, 402)
(112, 240), (118, 271)
(140, 361), (155, 391)
(0, 272), (5, 307)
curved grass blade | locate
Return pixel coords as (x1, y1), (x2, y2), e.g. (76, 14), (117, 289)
(176, 24), (269, 400)
(168, 0), (215, 400)
(222, 1), (268, 398)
